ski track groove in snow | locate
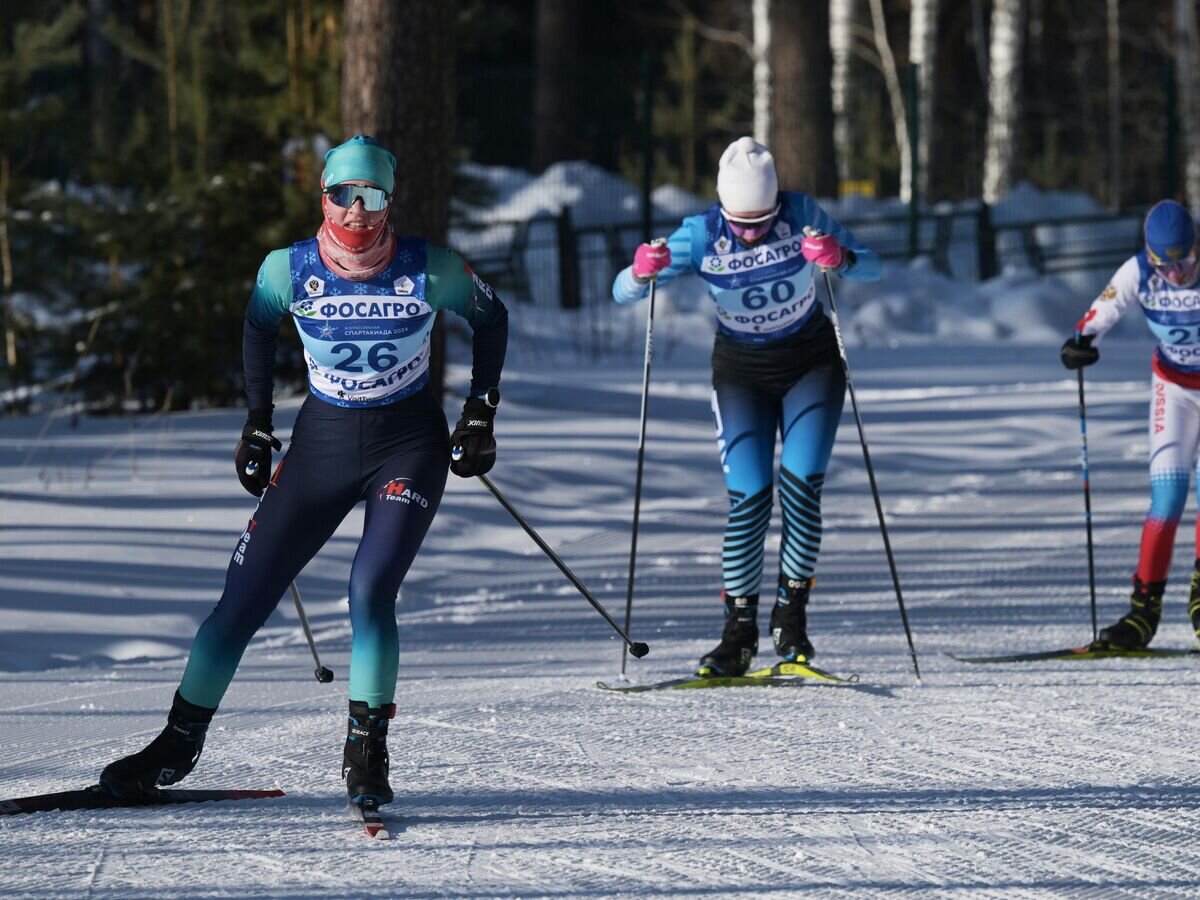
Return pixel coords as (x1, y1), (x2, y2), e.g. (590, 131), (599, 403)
(82, 847), (106, 899)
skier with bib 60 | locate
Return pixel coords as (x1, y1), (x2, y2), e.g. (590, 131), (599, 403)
(1063, 199), (1200, 649)
(612, 136), (881, 676)
(99, 135), (508, 809)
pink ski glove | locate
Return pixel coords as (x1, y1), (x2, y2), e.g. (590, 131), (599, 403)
(632, 241), (671, 281)
(801, 233), (847, 270)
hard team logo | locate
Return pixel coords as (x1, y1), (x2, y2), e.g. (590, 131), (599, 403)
(379, 478), (429, 508)
(305, 275), (325, 297)
(470, 270), (495, 301)
(233, 518), (258, 566)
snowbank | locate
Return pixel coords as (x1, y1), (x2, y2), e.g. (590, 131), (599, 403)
(452, 163), (1143, 351)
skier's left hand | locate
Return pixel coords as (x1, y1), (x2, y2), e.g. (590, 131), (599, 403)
(450, 392), (498, 477)
(801, 233), (848, 271)
(1060, 333), (1099, 370)
(235, 413), (282, 497)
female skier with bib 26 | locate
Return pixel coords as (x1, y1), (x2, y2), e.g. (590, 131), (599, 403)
(99, 135), (507, 808)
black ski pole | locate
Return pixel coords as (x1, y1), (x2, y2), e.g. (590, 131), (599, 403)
(621, 238), (666, 676)
(476, 474), (650, 658)
(806, 228), (920, 680)
(1076, 363), (1099, 641)
(289, 580), (334, 683)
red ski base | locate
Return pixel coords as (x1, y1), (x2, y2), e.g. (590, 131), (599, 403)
(350, 799), (391, 840)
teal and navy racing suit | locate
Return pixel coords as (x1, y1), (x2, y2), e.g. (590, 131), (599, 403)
(178, 235), (507, 709)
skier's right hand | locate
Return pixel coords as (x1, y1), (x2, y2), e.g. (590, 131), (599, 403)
(631, 240), (670, 282)
(234, 411), (282, 497)
(1060, 333), (1099, 370)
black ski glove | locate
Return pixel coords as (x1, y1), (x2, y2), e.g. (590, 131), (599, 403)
(450, 390), (499, 478)
(234, 409), (283, 497)
(1060, 333), (1099, 370)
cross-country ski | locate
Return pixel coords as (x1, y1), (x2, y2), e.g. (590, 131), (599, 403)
(0, 787), (285, 817)
(948, 646), (1200, 665)
(597, 659), (858, 692)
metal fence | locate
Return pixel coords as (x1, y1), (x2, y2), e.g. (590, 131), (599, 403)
(453, 204), (1151, 312)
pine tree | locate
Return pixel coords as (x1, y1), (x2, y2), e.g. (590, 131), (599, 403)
(0, 3), (87, 408)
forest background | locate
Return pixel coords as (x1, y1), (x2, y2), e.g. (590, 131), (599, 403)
(2, 0), (1199, 411)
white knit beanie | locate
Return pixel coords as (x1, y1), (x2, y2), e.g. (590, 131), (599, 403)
(716, 136), (779, 212)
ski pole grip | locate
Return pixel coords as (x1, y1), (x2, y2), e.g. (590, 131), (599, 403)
(647, 237), (668, 283)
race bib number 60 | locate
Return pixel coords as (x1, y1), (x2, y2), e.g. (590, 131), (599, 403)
(740, 280), (797, 309)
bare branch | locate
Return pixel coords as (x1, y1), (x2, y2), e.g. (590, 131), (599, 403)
(667, 0), (756, 58)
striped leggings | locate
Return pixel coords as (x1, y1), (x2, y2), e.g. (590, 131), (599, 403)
(710, 363), (846, 597)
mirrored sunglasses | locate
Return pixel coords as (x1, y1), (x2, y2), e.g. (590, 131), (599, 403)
(721, 204), (779, 241)
(1151, 252), (1199, 282)
(726, 220), (773, 241)
(720, 204), (779, 227)
(323, 183), (391, 212)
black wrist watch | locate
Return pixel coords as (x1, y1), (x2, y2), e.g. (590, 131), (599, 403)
(479, 387), (500, 409)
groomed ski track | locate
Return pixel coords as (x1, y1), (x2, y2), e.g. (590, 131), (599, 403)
(4, 341), (1200, 897)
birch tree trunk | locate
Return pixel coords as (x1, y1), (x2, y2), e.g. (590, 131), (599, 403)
(909, 0), (940, 202)
(770, 0), (837, 196)
(342, 0), (456, 397)
(867, 0), (910, 203)
(982, 0), (1026, 204)
(752, 0), (771, 145)
(1176, 0), (1200, 211)
(830, 0), (854, 181)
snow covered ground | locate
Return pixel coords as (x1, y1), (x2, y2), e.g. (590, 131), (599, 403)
(5, 318), (1200, 896)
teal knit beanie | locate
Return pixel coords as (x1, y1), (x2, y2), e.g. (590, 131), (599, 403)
(322, 135), (397, 194)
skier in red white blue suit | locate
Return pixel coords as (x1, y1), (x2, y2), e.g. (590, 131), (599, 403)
(1063, 199), (1200, 649)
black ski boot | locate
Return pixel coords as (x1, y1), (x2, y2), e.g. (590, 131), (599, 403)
(99, 690), (215, 797)
(1188, 560), (1200, 643)
(343, 701), (394, 806)
(1096, 577), (1165, 650)
(697, 593), (759, 676)
(770, 575), (815, 662)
